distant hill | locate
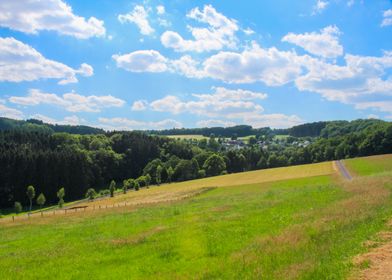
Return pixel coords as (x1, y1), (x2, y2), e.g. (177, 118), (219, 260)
(149, 119), (390, 138)
(0, 117), (104, 135)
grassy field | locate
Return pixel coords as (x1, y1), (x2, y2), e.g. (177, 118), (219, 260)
(1, 155), (392, 279)
(344, 154), (392, 176)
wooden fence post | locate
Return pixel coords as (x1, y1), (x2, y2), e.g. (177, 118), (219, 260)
(12, 216), (14, 222)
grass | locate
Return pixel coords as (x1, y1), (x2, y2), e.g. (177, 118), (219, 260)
(344, 154), (392, 176)
(1, 155), (392, 279)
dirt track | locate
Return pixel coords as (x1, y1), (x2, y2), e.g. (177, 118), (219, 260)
(335, 160), (353, 180)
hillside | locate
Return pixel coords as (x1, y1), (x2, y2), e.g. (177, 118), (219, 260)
(1, 155), (392, 279)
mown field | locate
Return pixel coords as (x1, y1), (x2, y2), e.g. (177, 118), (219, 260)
(1, 155), (392, 279)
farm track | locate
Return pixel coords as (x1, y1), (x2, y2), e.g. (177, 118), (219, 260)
(336, 160), (353, 180)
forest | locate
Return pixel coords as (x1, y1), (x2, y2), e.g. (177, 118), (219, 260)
(0, 117), (391, 209)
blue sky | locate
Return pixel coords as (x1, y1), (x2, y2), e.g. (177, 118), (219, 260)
(0, 0), (391, 129)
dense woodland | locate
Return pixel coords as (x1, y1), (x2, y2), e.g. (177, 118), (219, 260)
(0, 117), (391, 209)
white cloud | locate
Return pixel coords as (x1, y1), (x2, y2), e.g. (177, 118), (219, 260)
(367, 114), (379, 119)
(161, 4), (238, 52)
(312, 0), (329, 15)
(282, 25), (343, 58)
(156, 5), (165, 15)
(243, 27), (255, 35)
(0, 104), (24, 119)
(9, 89), (125, 113)
(98, 117), (182, 130)
(150, 87), (266, 119)
(131, 100), (147, 111)
(0, 0), (105, 39)
(0, 37), (93, 84)
(243, 114), (303, 129)
(381, 9), (392, 27)
(112, 50), (168, 73)
(295, 51), (392, 103)
(197, 119), (236, 127)
(31, 114), (84, 125)
(118, 5), (154, 36)
(355, 101), (392, 114)
(203, 43), (303, 85)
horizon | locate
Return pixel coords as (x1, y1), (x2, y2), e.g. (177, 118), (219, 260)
(0, 0), (392, 130)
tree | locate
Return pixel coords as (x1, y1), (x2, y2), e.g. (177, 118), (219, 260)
(36, 193), (46, 210)
(156, 165), (163, 185)
(167, 166), (174, 183)
(122, 179), (129, 194)
(57, 187), (65, 208)
(128, 179), (136, 190)
(145, 174), (151, 187)
(109, 180), (116, 197)
(203, 154), (226, 176)
(134, 181), (140, 191)
(26, 185), (35, 213)
(14, 201), (22, 213)
(86, 188), (97, 201)
(137, 176), (147, 188)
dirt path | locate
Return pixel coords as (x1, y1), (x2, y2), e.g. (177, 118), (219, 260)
(335, 160), (353, 180)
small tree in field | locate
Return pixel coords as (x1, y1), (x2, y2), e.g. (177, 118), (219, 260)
(167, 167), (174, 183)
(156, 165), (163, 186)
(26, 185), (35, 213)
(14, 201), (22, 213)
(122, 179), (129, 194)
(109, 180), (116, 197)
(128, 179), (136, 190)
(145, 174), (151, 188)
(36, 193), (46, 210)
(86, 188), (97, 201)
(57, 187), (65, 208)
(134, 181), (140, 191)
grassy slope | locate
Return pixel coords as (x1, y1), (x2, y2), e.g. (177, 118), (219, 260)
(1, 156), (392, 279)
(344, 154), (392, 176)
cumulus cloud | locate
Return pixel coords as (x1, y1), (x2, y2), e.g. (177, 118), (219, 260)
(156, 5), (165, 15)
(243, 114), (303, 129)
(0, 0), (105, 39)
(0, 37), (93, 84)
(9, 89), (125, 113)
(296, 51), (392, 103)
(31, 114), (85, 125)
(355, 101), (392, 114)
(197, 119), (236, 127)
(98, 117), (182, 130)
(0, 104), (24, 119)
(118, 5), (154, 35)
(381, 9), (392, 27)
(150, 87), (266, 118)
(282, 25), (343, 58)
(112, 50), (168, 73)
(161, 4), (239, 52)
(131, 100), (148, 111)
(202, 43), (303, 85)
(312, 0), (329, 15)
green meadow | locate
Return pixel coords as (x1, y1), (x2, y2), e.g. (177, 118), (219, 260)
(1, 155), (392, 279)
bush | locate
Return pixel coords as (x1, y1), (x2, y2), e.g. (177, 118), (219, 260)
(198, 169), (206, 178)
(86, 188), (97, 201)
(99, 189), (110, 197)
(14, 201), (23, 213)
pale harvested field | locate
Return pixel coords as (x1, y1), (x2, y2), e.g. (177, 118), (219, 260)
(83, 161), (334, 207)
